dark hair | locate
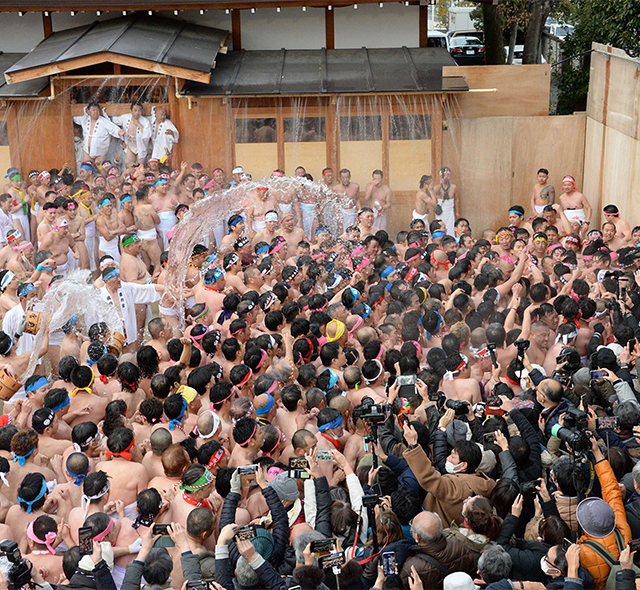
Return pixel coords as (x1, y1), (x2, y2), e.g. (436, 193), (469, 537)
(17, 472), (47, 512)
(137, 346), (160, 379)
(151, 374), (172, 399)
(117, 362), (140, 393)
(463, 496), (503, 540)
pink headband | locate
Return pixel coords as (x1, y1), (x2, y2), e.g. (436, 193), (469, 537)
(13, 241), (32, 251)
(355, 257), (370, 272)
(27, 520), (56, 554)
(238, 423), (257, 447)
(281, 213), (294, 221)
(408, 340), (422, 358)
(236, 368), (253, 387)
(266, 379), (278, 395)
(375, 344), (384, 361)
(271, 241), (285, 254)
(256, 349), (267, 370)
(349, 316), (364, 336)
(547, 243), (563, 252)
(263, 426), (282, 457)
(405, 253), (421, 263)
(93, 517), (114, 542)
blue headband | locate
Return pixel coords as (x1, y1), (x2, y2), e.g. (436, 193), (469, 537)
(381, 265), (395, 279)
(67, 465), (88, 486)
(62, 315), (79, 334)
(256, 394), (274, 416)
(256, 244), (269, 254)
(26, 377), (48, 393)
(212, 268), (224, 281)
(97, 198), (111, 209)
(81, 164), (94, 172)
(318, 414), (343, 433)
(432, 231), (445, 239)
(50, 394), (70, 412)
(228, 217), (243, 228)
(169, 397), (188, 431)
(120, 195), (132, 209)
(154, 179), (168, 186)
(360, 303), (372, 319)
(348, 287), (359, 302)
(103, 268), (120, 281)
(17, 283), (35, 298)
(425, 311), (442, 341)
(17, 477), (47, 513)
(316, 228), (329, 236)
(325, 370), (339, 391)
(508, 208), (524, 216)
(12, 446), (35, 467)
(207, 253), (218, 264)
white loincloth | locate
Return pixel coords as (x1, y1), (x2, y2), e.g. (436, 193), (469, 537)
(159, 304), (178, 317)
(534, 205), (545, 214)
(412, 210), (428, 222)
(373, 209), (387, 231)
(564, 208), (586, 224)
(137, 227), (157, 241)
(436, 198), (455, 236)
(278, 203), (293, 216)
(85, 221), (97, 271)
(341, 206), (357, 230)
(299, 203), (315, 240)
(252, 219), (266, 233)
(99, 235), (120, 263)
(157, 211), (177, 249)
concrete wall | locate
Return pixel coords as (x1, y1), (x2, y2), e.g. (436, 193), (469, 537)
(0, 5), (418, 53)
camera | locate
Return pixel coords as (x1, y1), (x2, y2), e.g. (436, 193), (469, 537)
(564, 407), (588, 431)
(521, 479), (540, 495)
(360, 403), (390, 423)
(514, 339), (530, 351)
(362, 494), (381, 508)
(445, 399), (470, 416)
(556, 408), (591, 454)
(0, 541), (31, 590)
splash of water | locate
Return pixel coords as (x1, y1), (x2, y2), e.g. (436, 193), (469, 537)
(22, 269), (122, 381)
(165, 176), (349, 329)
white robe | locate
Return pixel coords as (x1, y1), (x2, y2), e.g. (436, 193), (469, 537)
(110, 113), (152, 159)
(0, 210), (14, 246)
(72, 108), (123, 159)
(99, 282), (160, 345)
(150, 107), (180, 160)
(2, 303), (33, 357)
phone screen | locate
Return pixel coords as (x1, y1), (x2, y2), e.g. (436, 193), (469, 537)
(382, 551), (397, 576)
(79, 526), (93, 556)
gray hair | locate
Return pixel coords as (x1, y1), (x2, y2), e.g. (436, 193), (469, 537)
(235, 556), (259, 587)
(632, 462), (640, 489)
(412, 512), (443, 544)
(293, 530), (326, 564)
(478, 544), (512, 584)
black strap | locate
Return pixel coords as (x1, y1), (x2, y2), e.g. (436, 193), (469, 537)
(413, 553), (450, 577)
(583, 539), (617, 567)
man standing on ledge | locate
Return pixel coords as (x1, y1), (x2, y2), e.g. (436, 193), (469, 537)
(433, 166), (457, 236)
(364, 169), (392, 231)
(559, 175), (592, 225)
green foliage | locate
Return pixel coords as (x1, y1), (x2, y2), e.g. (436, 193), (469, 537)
(557, 0), (640, 114)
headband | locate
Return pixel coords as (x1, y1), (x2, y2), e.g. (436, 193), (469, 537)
(405, 252), (421, 263)
(205, 269), (223, 284)
(256, 394), (274, 416)
(93, 517), (114, 543)
(280, 213), (294, 222)
(255, 348), (267, 370)
(12, 446), (35, 466)
(190, 305), (210, 322)
(404, 267), (418, 281)
(120, 195), (132, 208)
(432, 230), (445, 239)
(228, 216), (243, 229)
(53, 219), (69, 231)
(17, 478), (47, 513)
(326, 319), (346, 342)
(236, 368), (253, 387)
(265, 212), (279, 223)
(9, 174), (22, 182)
(105, 437), (134, 461)
(270, 240), (285, 254)
(122, 234), (140, 247)
(533, 235), (548, 243)
(349, 316), (364, 336)
(80, 163), (94, 172)
(6, 231), (20, 243)
(263, 426), (283, 458)
(97, 198), (111, 209)
(67, 463), (89, 486)
(198, 410), (221, 440)
(13, 242), (33, 253)
(495, 230), (514, 242)
(179, 468), (214, 491)
(168, 397), (188, 431)
(27, 520), (57, 554)
(318, 414), (343, 433)
(81, 481), (110, 516)
(154, 179), (168, 186)
(49, 394), (70, 412)
(71, 372), (94, 397)
(206, 447), (226, 469)
(348, 287), (360, 302)
(508, 208), (524, 216)
(562, 175), (575, 185)
(364, 359), (384, 384)
(26, 376), (48, 393)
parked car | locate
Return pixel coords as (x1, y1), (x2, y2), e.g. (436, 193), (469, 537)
(427, 30), (449, 51)
(448, 30), (484, 45)
(504, 44), (524, 64)
(544, 21), (574, 39)
(449, 36), (486, 65)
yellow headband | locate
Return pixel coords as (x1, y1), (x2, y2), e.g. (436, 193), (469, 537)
(326, 320), (346, 342)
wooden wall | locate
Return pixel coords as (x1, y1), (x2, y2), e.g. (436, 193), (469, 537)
(442, 114), (586, 232)
(582, 43), (640, 230)
(443, 64), (551, 118)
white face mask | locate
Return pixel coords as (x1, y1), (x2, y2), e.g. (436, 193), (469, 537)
(445, 460), (461, 474)
(540, 556), (557, 577)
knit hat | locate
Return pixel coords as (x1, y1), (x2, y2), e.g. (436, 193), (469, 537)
(576, 497), (615, 538)
(251, 527), (274, 560)
(446, 420), (472, 448)
(268, 472), (299, 501)
(572, 367), (591, 387)
(444, 572), (477, 590)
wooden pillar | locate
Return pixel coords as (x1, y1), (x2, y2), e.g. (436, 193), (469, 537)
(431, 95), (443, 178)
(381, 99), (390, 182)
(419, 5), (428, 48)
(232, 10), (242, 51)
(42, 12), (52, 39)
(326, 97), (340, 170)
(276, 98), (285, 170)
(325, 7), (335, 50)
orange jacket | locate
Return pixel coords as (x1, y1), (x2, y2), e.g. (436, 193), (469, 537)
(578, 458), (631, 590)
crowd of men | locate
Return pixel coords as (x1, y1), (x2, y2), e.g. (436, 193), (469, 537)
(0, 102), (639, 590)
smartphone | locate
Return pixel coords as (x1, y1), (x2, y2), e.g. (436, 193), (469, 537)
(238, 464), (258, 486)
(630, 338), (636, 353)
(235, 524), (257, 541)
(289, 456), (310, 479)
(629, 538), (640, 553)
(311, 538), (336, 554)
(562, 538), (573, 552)
(78, 526), (93, 556)
(581, 394), (589, 413)
(318, 551), (345, 569)
(317, 450), (333, 461)
(596, 416), (619, 430)
(591, 370), (608, 380)
(396, 375), (417, 387)
(382, 551), (397, 576)
(397, 413), (409, 428)
(186, 582), (208, 590)
(152, 524), (170, 536)
(483, 432), (496, 444)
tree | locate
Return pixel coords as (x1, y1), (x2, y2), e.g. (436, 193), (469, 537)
(522, 0), (557, 64)
(499, 0), (530, 63)
(482, 3), (506, 64)
(557, 0), (640, 114)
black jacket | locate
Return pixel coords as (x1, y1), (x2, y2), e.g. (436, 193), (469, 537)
(66, 561), (117, 590)
(496, 513), (548, 583)
(506, 408), (542, 482)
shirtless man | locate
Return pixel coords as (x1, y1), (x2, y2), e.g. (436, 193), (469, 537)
(73, 102), (125, 165)
(413, 175), (435, 224)
(111, 102), (152, 168)
(118, 195), (136, 234)
(356, 207), (376, 239)
(222, 253), (247, 295)
(7, 171), (31, 240)
(602, 204), (631, 242)
(194, 268), (226, 321)
(277, 213), (305, 254)
(39, 218), (79, 276)
(37, 203), (57, 244)
(333, 169), (360, 232)
(602, 221), (627, 251)
(246, 187), (277, 238)
(530, 168), (555, 216)
(270, 170), (303, 224)
(76, 187), (99, 271)
(363, 170), (392, 231)
(431, 167), (457, 236)
(440, 354), (481, 404)
(96, 197), (126, 264)
(150, 176), (178, 249)
(252, 210), (279, 247)
(558, 175), (592, 225)
(120, 233), (150, 284)
(134, 186), (161, 276)
(65, 200), (88, 270)
(321, 168), (336, 189)
(219, 214), (247, 254)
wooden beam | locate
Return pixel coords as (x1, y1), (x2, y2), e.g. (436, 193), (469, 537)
(231, 9), (242, 50)
(276, 98), (285, 170)
(325, 7), (334, 50)
(42, 11), (52, 38)
(5, 52), (211, 85)
(431, 95), (442, 177)
(419, 5), (428, 48)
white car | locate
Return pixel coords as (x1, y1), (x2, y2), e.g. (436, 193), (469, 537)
(427, 31), (449, 51)
(544, 22), (574, 39)
(504, 44), (525, 64)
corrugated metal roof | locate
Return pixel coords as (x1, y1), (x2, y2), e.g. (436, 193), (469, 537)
(181, 47), (469, 95)
(0, 53), (49, 97)
(5, 15), (228, 81)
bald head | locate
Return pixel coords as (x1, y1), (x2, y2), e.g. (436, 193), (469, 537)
(150, 427), (172, 456)
(196, 411), (219, 439)
(412, 511), (443, 545)
(356, 327), (378, 346)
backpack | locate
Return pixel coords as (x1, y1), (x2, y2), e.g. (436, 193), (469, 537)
(582, 528), (640, 590)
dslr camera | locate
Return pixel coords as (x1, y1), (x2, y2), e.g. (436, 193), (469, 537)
(359, 402), (390, 424)
(0, 541), (32, 590)
(557, 407), (591, 454)
(445, 399), (470, 416)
